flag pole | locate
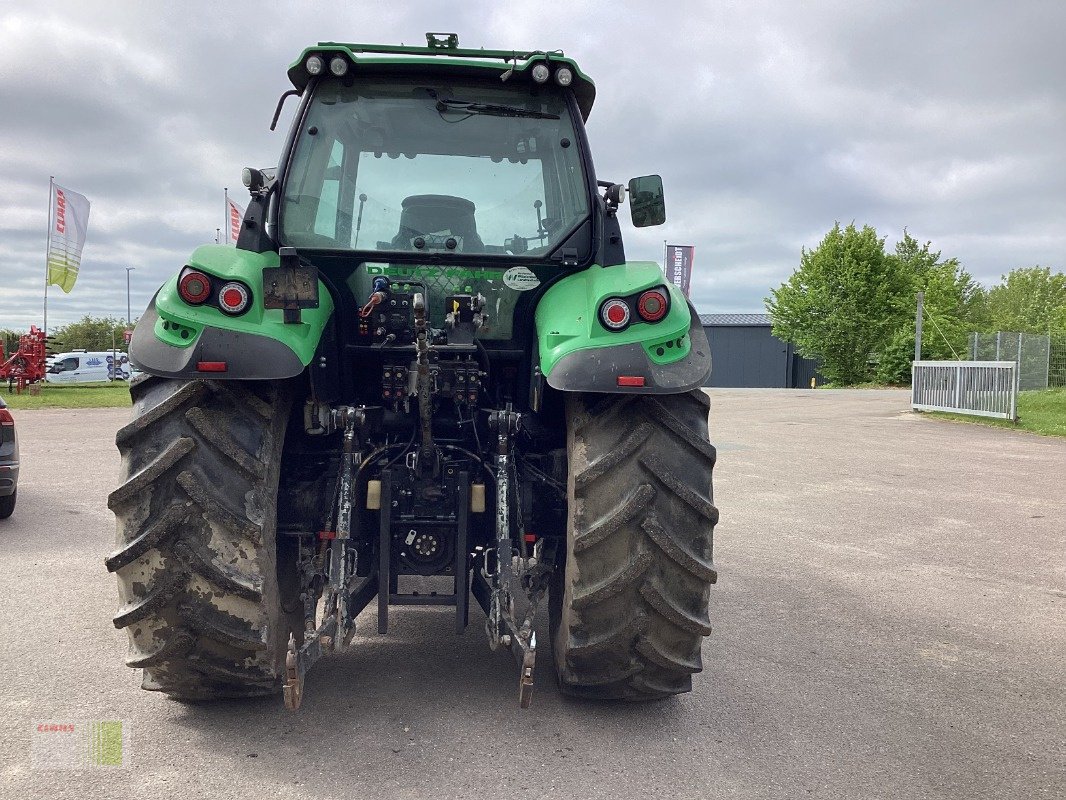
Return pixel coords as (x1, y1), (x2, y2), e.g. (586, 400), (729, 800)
(224, 187), (229, 244)
(44, 176), (54, 337)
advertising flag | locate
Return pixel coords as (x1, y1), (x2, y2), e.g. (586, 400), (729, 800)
(47, 183), (91, 293)
(665, 244), (695, 298)
(227, 197), (246, 244)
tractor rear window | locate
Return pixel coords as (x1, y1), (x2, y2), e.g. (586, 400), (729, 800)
(281, 77), (590, 257)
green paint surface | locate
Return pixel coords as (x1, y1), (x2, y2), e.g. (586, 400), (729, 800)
(88, 721), (123, 767)
(535, 262), (692, 377)
(151, 245), (334, 366)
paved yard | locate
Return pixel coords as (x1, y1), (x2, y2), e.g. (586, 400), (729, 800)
(0, 389), (1062, 799)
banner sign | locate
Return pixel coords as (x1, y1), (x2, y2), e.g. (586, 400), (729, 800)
(665, 244), (695, 297)
(227, 198), (246, 244)
(47, 183), (91, 293)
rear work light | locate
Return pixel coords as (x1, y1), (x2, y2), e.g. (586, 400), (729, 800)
(531, 62), (550, 83)
(637, 289), (669, 322)
(178, 270), (211, 305)
(217, 281), (251, 315)
(599, 298), (631, 330)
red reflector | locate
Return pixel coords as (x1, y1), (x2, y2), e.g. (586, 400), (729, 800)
(222, 287), (244, 308)
(523, 534), (537, 543)
(617, 376), (645, 387)
(600, 298), (631, 330)
(196, 361), (227, 372)
(217, 281), (250, 315)
(318, 530), (337, 540)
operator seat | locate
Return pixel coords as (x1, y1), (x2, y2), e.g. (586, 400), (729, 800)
(391, 194), (484, 252)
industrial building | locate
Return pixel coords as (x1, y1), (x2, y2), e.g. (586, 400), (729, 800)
(700, 313), (824, 388)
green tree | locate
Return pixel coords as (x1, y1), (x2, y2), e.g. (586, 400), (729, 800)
(0, 329), (25, 360)
(51, 315), (130, 353)
(766, 222), (909, 384)
(1052, 304), (1066, 333)
(985, 266), (1066, 333)
(875, 232), (985, 384)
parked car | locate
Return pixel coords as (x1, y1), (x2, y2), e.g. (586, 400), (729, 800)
(0, 395), (17, 518)
(45, 351), (131, 383)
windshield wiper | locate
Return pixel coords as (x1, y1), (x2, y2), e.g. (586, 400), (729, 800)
(433, 96), (559, 120)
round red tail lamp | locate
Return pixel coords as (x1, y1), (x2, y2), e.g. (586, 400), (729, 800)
(178, 270), (211, 304)
(218, 281), (251, 315)
(637, 289), (669, 322)
(600, 298), (631, 330)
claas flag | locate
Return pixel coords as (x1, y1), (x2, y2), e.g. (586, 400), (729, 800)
(47, 183), (91, 293)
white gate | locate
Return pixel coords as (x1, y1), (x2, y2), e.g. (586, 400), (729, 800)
(911, 361), (1018, 421)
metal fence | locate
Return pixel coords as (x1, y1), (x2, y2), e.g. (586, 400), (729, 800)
(1052, 334), (1066, 388)
(912, 360), (1018, 420)
(969, 332), (1055, 391)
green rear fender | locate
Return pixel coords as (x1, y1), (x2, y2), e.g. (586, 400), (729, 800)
(129, 245), (333, 380)
(534, 262), (711, 394)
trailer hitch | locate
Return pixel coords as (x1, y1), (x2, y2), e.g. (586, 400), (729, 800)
(475, 539), (554, 708)
(284, 398), (554, 710)
(284, 619), (333, 711)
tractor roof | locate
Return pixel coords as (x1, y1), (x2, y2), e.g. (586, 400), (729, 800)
(287, 38), (597, 120)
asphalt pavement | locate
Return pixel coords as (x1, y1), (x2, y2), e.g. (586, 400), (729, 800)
(0, 389), (1062, 799)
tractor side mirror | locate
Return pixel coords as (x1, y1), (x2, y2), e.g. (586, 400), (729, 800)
(628, 174), (666, 227)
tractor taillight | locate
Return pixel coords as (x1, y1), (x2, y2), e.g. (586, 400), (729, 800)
(637, 289), (669, 322)
(178, 270), (211, 305)
(0, 409), (14, 426)
(600, 298), (631, 330)
(217, 282), (251, 316)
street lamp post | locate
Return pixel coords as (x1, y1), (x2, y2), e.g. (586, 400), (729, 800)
(125, 267), (135, 326)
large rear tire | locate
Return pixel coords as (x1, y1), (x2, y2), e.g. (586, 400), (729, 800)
(551, 390), (718, 699)
(106, 376), (295, 699)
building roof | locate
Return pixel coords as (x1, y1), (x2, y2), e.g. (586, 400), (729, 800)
(698, 313), (772, 326)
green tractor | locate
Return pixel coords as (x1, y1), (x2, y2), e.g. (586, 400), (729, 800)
(107, 34), (718, 709)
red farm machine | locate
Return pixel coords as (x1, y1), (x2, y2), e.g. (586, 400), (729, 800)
(1, 326), (49, 393)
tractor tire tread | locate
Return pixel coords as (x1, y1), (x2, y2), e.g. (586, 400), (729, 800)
(552, 389), (717, 701)
(109, 375), (290, 699)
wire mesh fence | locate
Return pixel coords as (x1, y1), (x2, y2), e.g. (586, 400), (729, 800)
(969, 332), (1057, 391)
(1051, 335), (1066, 388)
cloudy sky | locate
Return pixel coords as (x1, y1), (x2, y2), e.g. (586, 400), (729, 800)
(1, 1), (1063, 331)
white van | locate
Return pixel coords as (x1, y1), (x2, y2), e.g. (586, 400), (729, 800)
(46, 351), (132, 383)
